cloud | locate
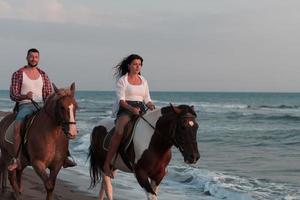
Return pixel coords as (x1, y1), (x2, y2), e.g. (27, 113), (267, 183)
(0, 0), (181, 29)
(0, 0), (11, 13)
(17, 0), (64, 22)
(0, 0), (99, 25)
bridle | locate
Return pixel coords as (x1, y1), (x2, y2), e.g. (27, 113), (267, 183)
(168, 113), (197, 153)
(140, 110), (197, 154)
(40, 95), (77, 137)
(55, 96), (77, 137)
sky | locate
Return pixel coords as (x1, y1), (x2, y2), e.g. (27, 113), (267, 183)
(0, 0), (300, 92)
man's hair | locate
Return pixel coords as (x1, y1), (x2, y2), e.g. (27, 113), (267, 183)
(27, 48), (39, 56)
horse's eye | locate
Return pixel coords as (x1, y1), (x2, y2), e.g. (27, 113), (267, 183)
(60, 106), (65, 110)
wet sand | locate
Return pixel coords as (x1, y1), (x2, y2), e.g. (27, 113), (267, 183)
(0, 168), (97, 200)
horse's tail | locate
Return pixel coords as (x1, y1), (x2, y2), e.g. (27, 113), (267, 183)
(88, 125), (106, 188)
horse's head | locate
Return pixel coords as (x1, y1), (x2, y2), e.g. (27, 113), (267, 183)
(161, 104), (200, 164)
(45, 83), (78, 139)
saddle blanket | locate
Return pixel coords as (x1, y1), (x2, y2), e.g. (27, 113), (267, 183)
(5, 121), (15, 144)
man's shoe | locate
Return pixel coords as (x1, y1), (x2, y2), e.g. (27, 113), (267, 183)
(63, 157), (77, 168)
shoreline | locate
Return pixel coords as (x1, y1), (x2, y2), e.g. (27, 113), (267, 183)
(0, 168), (97, 200)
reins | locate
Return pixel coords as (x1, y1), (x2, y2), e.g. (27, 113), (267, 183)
(140, 115), (156, 130)
(30, 99), (41, 111)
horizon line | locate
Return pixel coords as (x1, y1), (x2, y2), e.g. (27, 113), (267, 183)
(0, 89), (299, 94)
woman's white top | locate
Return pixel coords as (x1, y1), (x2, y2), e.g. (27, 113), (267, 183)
(20, 72), (43, 104)
(112, 73), (152, 117)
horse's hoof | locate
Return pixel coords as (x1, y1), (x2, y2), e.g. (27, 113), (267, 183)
(11, 191), (21, 200)
(63, 158), (77, 168)
(2, 186), (8, 193)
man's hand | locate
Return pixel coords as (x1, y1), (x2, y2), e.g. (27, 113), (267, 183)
(26, 91), (33, 99)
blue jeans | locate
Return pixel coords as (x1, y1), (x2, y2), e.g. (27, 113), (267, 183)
(15, 103), (39, 121)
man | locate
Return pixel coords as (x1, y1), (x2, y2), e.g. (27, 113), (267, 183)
(8, 48), (76, 171)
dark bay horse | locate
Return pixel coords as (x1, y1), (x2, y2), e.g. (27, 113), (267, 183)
(0, 83), (78, 200)
(89, 104), (200, 200)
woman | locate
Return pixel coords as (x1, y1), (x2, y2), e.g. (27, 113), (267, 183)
(103, 54), (155, 177)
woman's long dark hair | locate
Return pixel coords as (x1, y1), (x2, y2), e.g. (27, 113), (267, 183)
(114, 54), (143, 79)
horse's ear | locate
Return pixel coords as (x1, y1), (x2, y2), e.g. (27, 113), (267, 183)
(52, 83), (59, 93)
(170, 103), (181, 114)
(191, 105), (194, 110)
(70, 82), (75, 96)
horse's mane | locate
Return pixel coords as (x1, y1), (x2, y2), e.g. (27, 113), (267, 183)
(56, 88), (72, 97)
(161, 105), (197, 117)
(177, 105), (197, 117)
(45, 88), (73, 105)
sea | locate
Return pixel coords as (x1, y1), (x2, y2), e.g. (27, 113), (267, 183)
(0, 90), (299, 200)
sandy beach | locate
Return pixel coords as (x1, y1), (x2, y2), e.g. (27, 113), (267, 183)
(0, 168), (97, 200)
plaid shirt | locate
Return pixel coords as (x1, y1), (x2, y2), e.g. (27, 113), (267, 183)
(10, 66), (52, 102)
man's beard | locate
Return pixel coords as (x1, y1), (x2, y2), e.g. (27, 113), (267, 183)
(27, 62), (38, 67)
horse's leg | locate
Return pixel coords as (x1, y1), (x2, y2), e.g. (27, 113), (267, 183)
(8, 171), (21, 200)
(16, 167), (25, 194)
(32, 161), (52, 199)
(45, 166), (62, 200)
(0, 152), (8, 192)
(0, 157), (3, 191)
(146, 180), (159, 200)
(0, 170), (1, 189)
(100, 171), (116, 200)
(2, 168), (7, 193)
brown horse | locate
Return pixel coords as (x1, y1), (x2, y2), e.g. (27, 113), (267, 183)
(89, 104), (200, 200)
(0, 83), (78, 200)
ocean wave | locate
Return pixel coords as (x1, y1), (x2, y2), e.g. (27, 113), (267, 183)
(0, 97), (11, 101)
(222, 111), (300, 122)
(189, 102), (299, 111)
(256, 105), (300, 110)
(68, 131), (300, 200)
(77, 98), (113, 104)
(166, 166), (300, 200)
(201, 103), (249, 109)
(58, 164), (300, 200)
(250, 114), (300, 122)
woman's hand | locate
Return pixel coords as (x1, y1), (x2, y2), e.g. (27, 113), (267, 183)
(131, 107), (141, 115)
(146, 102), (155, 110)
